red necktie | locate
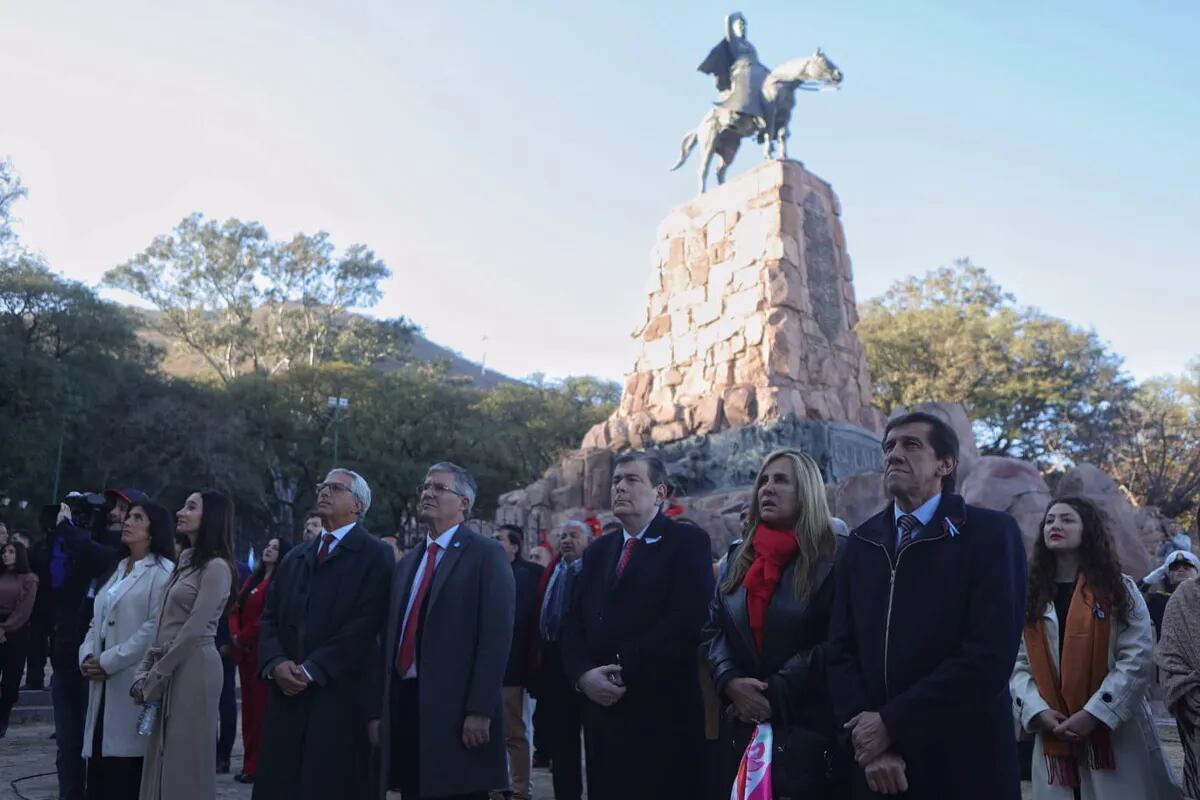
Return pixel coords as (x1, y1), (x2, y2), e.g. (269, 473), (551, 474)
(616, 537), (637, 576)
(316, 533), (335, 564)
(395, 543), (440, 676)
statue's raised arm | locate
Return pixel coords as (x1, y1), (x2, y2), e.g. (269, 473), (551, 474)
(696, 12), (768, 120)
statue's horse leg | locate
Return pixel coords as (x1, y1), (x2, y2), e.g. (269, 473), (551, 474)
(715, 130), (740, 185)
(697, 110), (722, 193)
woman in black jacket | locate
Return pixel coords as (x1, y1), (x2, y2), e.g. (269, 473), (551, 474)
(706, 449), (842, 798)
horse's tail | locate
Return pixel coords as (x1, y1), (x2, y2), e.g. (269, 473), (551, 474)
(669, 130), (698, 171)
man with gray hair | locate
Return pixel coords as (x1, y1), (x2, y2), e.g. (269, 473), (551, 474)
(371, 461), (515, 800)
(529, 519), (594, 800)
(254, 468), (393, 800)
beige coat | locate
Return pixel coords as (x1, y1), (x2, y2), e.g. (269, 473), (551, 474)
(1010, 575), (1180, 799)
(79, 555), (174, 758)
(135, 552), (232, 800)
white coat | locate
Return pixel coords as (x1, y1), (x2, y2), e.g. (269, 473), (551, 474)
(79, 554), (174, 758)
(1010, 575), (1180, 799)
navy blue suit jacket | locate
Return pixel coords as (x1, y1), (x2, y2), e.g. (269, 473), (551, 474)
(827, 493), (1027, 799)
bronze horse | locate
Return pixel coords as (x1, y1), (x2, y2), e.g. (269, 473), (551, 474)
(671, 50), (844, 193)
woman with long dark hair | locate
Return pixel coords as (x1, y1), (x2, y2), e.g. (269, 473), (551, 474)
(132, 490), (235, 800)
(1010, 497), (1177, 799)
(229, 535), (291, 784)
(0, 540), (38, 737)
(705, 449), (843, 798)
(80, 501), (175, 799)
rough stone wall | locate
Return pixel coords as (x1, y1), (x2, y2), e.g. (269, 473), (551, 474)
(582, 160), (881, 451)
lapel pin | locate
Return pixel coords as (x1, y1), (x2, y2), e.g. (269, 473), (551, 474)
(453, 541), (462, 549)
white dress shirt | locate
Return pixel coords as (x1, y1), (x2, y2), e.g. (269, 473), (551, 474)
(893, 493), (942, 550)
(319, 520), (356, 556)
(397, 524), (459, 679)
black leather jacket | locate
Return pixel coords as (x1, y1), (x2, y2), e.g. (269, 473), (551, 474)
(704, 538), (841, 730)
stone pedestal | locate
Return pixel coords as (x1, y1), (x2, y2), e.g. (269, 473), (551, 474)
(583, 159), (882, 451)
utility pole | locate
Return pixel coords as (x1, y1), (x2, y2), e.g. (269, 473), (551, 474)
(327, 396), (350, 469)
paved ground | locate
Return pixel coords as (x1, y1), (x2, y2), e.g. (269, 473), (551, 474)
(0, 721), (557, 800)
(0, 717), (1184, 799)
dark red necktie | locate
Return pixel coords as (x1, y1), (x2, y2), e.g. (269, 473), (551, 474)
(616, 537), (637, 576)
(316, 532), (335, 564)
(395, 543), (440, 676)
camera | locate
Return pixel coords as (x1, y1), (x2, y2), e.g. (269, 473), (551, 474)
(39, 491), (108, 535)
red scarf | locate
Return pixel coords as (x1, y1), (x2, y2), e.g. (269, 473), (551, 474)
(743, 524), (799, 651)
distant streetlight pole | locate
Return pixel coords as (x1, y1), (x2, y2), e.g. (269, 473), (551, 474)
(480, 335), (489, 378)
(327, 396), (350, 468)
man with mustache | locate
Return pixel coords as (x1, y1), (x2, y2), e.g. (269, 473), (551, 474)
(370, 462), (515, 800)
(827, 412), (1027, 798)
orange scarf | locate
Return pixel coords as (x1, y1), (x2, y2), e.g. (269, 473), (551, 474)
(1022, 575), (1114, 787)
(742, 524), (798, 652)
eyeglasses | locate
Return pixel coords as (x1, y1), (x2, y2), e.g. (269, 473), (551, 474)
(417, 481), (464, 498)
(315, 482), (353, 495)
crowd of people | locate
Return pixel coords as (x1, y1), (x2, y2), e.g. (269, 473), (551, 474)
(0, 410), (1198, 799)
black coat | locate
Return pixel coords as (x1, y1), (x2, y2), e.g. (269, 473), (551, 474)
(504, 557), (544, 687)
(560, 512), (715, 800)
(253, 523), (392, 800)
(826, 493), (1027, 799)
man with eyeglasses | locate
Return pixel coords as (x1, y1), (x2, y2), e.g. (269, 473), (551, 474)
(254, 468), (393, 800)
(370, 462), (515, 800)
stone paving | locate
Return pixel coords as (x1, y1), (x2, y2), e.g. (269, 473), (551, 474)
(0, 721), (557, 800)
(0, 717), (1184, 800)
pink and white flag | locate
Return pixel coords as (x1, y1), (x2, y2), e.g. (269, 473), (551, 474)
(730, 722), (774, 800)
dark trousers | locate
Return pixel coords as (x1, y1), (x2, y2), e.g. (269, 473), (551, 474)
(539, 642), (583, 800)
(24, 615), (49, 688)
(389, 678), (486, 800)
(217, 653), (237, 762)
(52, 649), (89, 800)
(0, 627), (30, 729)
(85, 690), (143, 800)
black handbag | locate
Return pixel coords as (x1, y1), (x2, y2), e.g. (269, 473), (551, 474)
(771, 725), (842, 800)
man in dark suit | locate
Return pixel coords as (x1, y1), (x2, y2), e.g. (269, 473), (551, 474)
(827, 412), (1027, 798)
(370, 462), (515, 800)
(492, 525), (543, 800)
(531, 520), (592, 800)
(254, 468), (393, 800)
(560, 452), (715, 800)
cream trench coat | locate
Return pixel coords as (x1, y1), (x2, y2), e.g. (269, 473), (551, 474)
(79, 555), (174, 758)
(1010, 575), (1180, 799)
(134, 552), (232, 800)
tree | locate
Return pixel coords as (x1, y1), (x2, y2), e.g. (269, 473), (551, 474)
(1106, 362), (1200, 519)
(0, 158), (26, 250)
(857, 260), (1134, 465)
(103, 214), (407, 382)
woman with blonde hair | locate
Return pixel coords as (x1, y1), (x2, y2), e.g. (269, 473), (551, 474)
(705, 449), (845, 798)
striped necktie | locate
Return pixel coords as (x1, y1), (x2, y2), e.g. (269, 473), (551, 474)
(897, 514), (921, 551)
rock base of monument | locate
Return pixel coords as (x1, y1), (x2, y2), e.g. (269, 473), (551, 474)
(658, 416), (881, 496)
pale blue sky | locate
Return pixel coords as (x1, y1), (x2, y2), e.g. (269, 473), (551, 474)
(2, 1), (1197, 383)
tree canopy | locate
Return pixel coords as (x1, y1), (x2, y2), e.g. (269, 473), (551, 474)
(857, 260), (1134, 465)
(0, 174), (616, 553)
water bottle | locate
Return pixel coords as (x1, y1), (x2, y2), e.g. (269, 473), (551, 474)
(137, 700), (161, 736)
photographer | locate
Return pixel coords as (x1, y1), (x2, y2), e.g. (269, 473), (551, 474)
(46, 488), (146, 800)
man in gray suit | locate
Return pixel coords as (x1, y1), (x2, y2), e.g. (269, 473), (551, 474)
(369, 462), (515, 800)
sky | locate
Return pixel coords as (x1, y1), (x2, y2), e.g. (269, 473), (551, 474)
(2, 1), (1197, 384)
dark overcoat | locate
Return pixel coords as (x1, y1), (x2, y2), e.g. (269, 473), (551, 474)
(560, 512), (715, 800)
(370, 524), (515, 799)
(826, 493), (1027, 799)
(705, 538), (842, 792)
(252, 523), (392, 800)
